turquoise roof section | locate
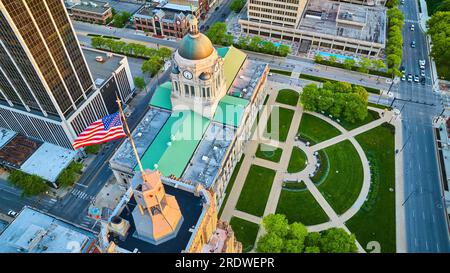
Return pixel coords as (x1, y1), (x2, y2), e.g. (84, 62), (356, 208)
(216, 47), (230, 58)
(213, 95), (249, 127)
(137, 110), (210, 177)
(149, 81), (172, 110)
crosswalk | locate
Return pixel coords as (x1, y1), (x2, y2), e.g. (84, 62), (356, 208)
(70, 188), (94, 201)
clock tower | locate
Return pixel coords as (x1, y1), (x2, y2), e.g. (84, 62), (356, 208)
(170, 14), (226, 119)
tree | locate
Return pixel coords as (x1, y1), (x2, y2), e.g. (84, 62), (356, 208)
(206, 22), (233, 46)
(230, 0), (245, 13)
(236, 36), (250, 49)
(314, 54), (324, 63)
(261, 214), (289, 237)
(305, 232), (321, 247)
(357, 57), (372, 73)
(57, 161), (83, 188)
(91, 36), (106, 49)
(319, 228), (358, 253)
(157, 47), (173, 61)
(277, 44), (291, 56)
(385, 0), (399, 8)
(134, 77), (146, 90)
(343, 58), (356, 70)
(113, 11), (131, 28)
(249, 36), (262, 52)
(142, 55), (163, 77)
(304, 246), (320, 253)
(371, 59), (386, 71)
(8, 170), (49, 197)
(85, 144), (101, 155)
(435, 0), (450, 13)
(256, 232), (284, 253)
(262, 41), (277, 55)
(328, 55), (338, 63)
(427, 12), (450, 69)
(300, 84), (320, 111)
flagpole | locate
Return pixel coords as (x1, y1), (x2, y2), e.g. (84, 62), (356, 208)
(116, 96), (145, 174)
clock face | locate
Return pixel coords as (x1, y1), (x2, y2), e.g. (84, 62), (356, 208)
(183, 70), (193, 80)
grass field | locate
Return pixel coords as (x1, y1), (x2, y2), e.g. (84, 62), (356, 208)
(275, 89), (299, 106)
(287, 146), (307, 173)
(276, 189), (329, 225)
(264, 106), (295, 142)
(236, 165), (276, 217)
(255, 144), (283, 163)
(318, 140), (364, 215)
(346, 123), (396, 253)
(270, 69), (292, 76)
(230, 217), (260, 252)
(218, 155), (245, 217)
(298, 113), (341, 144)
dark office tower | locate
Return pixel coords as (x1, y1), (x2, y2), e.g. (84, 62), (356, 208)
(0, 0), (110, 149)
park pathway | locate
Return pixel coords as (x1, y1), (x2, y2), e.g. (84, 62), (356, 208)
(220, 80), (400, 253)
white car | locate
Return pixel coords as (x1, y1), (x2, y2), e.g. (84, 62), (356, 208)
(7, 210), (18, 217)
(419, 59), (426, 66)
(407, 74), (413, 82)
(414, 75), (419, 82)
(420, 70), (425, 77)
(401, 74), (406, 81)
(410, 24), (415, 31)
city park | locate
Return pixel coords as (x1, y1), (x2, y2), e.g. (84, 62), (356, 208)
(219, 77), (397, 253)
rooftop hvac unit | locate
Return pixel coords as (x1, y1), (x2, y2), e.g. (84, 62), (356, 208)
(213, 146), (218, 151)
(137, 133), (142, 137)
(202, 155), (209, 161)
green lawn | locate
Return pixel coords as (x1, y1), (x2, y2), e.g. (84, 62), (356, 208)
(230, 217), (260, 252)
(287, 146), (307, 173)
(270, 69), (292, 76)
(255, 144), (283, 163)
(236, 165), (276, 217)
(218, 155), (245, 217)
(339, 109), (380, 131)
(310, 150), (329, 184)
(368, 102), (392, 111)
(275, 89), (299, 106)
(317, 140), (364, 215)
(298, 113), (341, 144)
(276, 189), (329, 225)
(346, 123), (396, 253)
(282, 181), (307, 190)
(264, 106), (295, 142)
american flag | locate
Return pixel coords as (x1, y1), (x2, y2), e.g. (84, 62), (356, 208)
(72, 112), (126, 150)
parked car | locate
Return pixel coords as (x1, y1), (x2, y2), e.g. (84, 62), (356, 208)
(419, 59), (426, 69)
(414, 75), (419, 82)
(411, 41), (416, 48)
(421, 77), (426, 85)
(401, 0), (405, 4)
(420, 70), (425, 77)
(400, 65), (406, 73)
(401, 74), (406, 81)
(407, 74), (413, 82)
(410, 24), (415, 31)
(7, 210), (18, 218)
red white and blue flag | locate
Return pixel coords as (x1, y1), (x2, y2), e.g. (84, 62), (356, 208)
(72, 112), (126, 149)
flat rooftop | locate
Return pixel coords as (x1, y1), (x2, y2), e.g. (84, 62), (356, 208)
(299, 0), (386, 44)
(0, 134), (41, 169)
(227, 59), (268, 100)
(110, 108), (171, 172)
(182, 123), (235, 188)
(111, 186), (203, 253)
(20, 142), (77, 183)
(70, 1), (111, 14)
(0, 128), (16, 149)
(82, 47), (124, 87)
(0, 207), (96, 253)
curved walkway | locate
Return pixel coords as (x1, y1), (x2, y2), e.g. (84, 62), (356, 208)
(220, 80), (396, 253)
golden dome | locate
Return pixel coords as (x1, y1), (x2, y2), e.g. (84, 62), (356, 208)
(178, 33), (214, 60)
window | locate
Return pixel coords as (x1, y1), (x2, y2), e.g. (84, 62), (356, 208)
(190, 86), (195, 96)
(184, 84), (189, 96)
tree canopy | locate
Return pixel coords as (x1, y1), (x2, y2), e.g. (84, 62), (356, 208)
(8, 170), (49, 197)
(256, 214), (358, 253)
(134, 77), (146, 90)
(112, 11), (131, 28)
(230, 0), (245, 13)
(206, 22), (234, 46)
(386, 6), (404, 77)
(427, 12), (450, 71)
(300, 81), (369, 123)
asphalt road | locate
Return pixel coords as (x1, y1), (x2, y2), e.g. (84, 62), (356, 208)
(394, 1), (450, 252)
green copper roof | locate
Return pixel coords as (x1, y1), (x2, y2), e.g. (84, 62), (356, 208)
(149, 81), (172, 110)
(137, 110), (210, 177)
(222, 46), (247, 91)
(216, 47), (230, 58)
(213, 95), (249, 127)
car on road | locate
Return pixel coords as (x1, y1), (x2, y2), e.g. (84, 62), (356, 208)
(7, 210), (18, 217)
(400, 65), (406, 73)
(401, 74), (406, 81)
(411, 41), (416, 48)
(410, 24), (415, 31)
(419, 59), (426, 69)
(407, 74), (413, 82)
(421, 77), (426, 85)
(414, 75), (419, 82)
(215, 7), (219, 11)
(420, 70), (425, 77)
(401, 0), (405, 4)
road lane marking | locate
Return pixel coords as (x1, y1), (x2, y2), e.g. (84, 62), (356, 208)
(422, 212), (425, 220)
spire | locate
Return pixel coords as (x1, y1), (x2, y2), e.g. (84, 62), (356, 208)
(188, 5), (199, 35)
